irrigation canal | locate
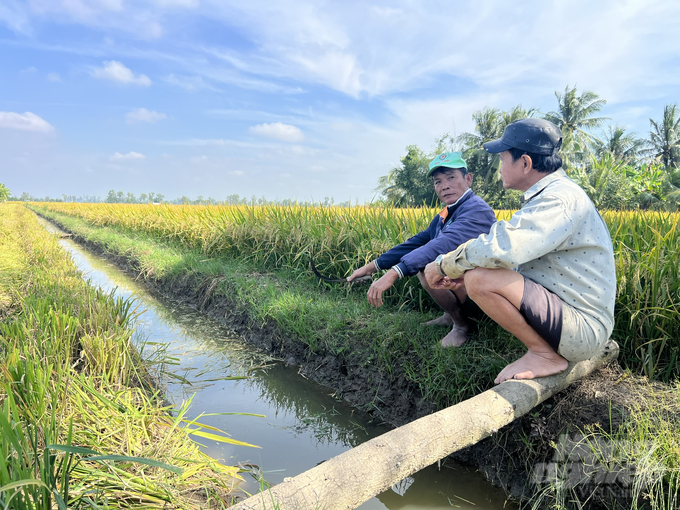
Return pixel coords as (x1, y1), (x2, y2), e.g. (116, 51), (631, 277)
(41, 217), (518, 510)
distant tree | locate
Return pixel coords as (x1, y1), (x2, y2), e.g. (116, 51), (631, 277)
(649, 103), (680, 168)
(544, 85), (608, 168)
(591, 125), (648, 164)
(376, 145), (437, 207)
(0, 183), (10, 202)
(20, 192), (31, 201)
(570, 153), (637, 209)
(139, 193), (149, 203)
(106, 190), (118, 203)
(455, 105), (535, 208)
(147, 192), (164, 203)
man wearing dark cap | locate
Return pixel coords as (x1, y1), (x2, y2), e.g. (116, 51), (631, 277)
(348, 152), (496, 347)
(424, 119), (616, 384)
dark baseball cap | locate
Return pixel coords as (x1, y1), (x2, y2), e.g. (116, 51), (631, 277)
(483, 118), (562, 155)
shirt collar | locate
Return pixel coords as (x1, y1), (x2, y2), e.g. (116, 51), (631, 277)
(522, 168), (566, 204)
(438, 188), (473, 219)
(449, 187), (472, 208)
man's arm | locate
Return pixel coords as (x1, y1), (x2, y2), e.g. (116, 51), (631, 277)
(397, 200), (496, 277)
(428, 193), (575, 286)
(347, 260), (379, 282)
(373, 221), (437, 273)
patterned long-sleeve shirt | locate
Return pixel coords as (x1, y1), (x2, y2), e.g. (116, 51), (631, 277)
(440, 169), (616, 338)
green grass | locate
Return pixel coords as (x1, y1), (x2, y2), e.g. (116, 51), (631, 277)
(0, 204), (246, 509)
(25, 204), (680, 510)
(31, 202), (680, 382)
(528, 377), (680, 510)
(30, 204), (525, 410)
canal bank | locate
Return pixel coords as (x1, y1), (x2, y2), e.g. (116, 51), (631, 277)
(32, 205), (680, 509)
(39, 215), (518, 509)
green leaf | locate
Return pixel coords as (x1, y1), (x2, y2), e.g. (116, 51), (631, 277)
(87, 455), (183, 474)
(46, 444), (100, 456)
(185, 429), (261, 448)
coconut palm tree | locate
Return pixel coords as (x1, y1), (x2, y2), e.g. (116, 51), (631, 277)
(591, 125), (648, 164)
(545, 86), (609, 167)
(455, 106), (536, 207)
(0, 183), (10, 202)
(649, 103), (680, 168)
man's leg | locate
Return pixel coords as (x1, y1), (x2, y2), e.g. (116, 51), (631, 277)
(417, 271), (472, 347)
(463, 267), (568, 384)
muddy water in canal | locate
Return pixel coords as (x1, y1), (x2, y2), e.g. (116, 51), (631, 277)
(43, 219), (517, 510)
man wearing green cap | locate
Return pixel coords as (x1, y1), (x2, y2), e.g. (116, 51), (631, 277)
(348, 152), (496, 347)
(424, 119), (616, 384)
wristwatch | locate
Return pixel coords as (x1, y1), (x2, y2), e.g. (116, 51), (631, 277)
(434, 254), (446, 277)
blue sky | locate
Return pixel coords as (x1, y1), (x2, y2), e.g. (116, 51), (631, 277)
(1, 0), (679, 203)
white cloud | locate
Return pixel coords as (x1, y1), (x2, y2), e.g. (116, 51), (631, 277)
(47, 72), (61, 82)
(110, 151), (145, 160)
(0, 111), (54, 132)
(125, 107), (167, 124)
(92, 61), (151, 86)
(229, 170), (244, 176)
(20, 66), (37, 73)
(0, 0), (31, 34)
(163, 73), (217, 92)
(249, 122), (304, 142)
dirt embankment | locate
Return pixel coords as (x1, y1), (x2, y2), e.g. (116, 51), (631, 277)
(43, 214), (649, 507)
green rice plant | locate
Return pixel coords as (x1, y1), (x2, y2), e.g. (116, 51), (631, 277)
(605, 211), (680, 381)
(0, 203), (249, 509)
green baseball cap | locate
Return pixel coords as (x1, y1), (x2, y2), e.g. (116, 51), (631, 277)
(428, 152), (468, 176)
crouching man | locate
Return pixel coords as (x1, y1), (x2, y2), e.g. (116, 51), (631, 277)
(424, 119), (616, 384)
(348, 152), (496, 347)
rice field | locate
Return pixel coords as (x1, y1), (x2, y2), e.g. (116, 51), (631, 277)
(33, 202), (680, 382)
(0, 203), (247, 509)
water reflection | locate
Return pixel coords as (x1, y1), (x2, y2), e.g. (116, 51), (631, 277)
(40, 218), (516, 510)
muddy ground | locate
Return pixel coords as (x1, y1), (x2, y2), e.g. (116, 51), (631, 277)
(46, 216), (656, 508)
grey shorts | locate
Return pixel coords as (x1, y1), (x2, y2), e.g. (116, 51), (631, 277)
(520, 277), (563, 353)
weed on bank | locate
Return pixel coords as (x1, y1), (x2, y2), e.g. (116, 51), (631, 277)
(0, 204), (244, 509)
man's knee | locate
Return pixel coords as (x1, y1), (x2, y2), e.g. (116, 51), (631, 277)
(465, 267), (525, 309)
(464, 268), (500, 300)
(416, 270), (431, 289)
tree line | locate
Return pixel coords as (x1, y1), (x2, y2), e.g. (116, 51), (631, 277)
(5, 189), (353, 208)
(378, 86), (680, 210)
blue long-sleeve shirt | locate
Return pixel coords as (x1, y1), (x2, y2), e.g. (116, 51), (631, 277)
(375, 190), (496, 278)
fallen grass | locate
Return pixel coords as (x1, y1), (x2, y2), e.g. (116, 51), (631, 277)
(0, 203), (247, 509)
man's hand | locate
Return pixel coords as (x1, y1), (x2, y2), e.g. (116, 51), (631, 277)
(348, 261), (377, 282)
(367, 269), (399, 307)
(424, 261), (465, 290)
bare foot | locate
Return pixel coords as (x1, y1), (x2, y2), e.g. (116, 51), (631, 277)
(494, 350), (569, 384)
(440, 325), (469, 347)
(425, 313), (454, 326)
